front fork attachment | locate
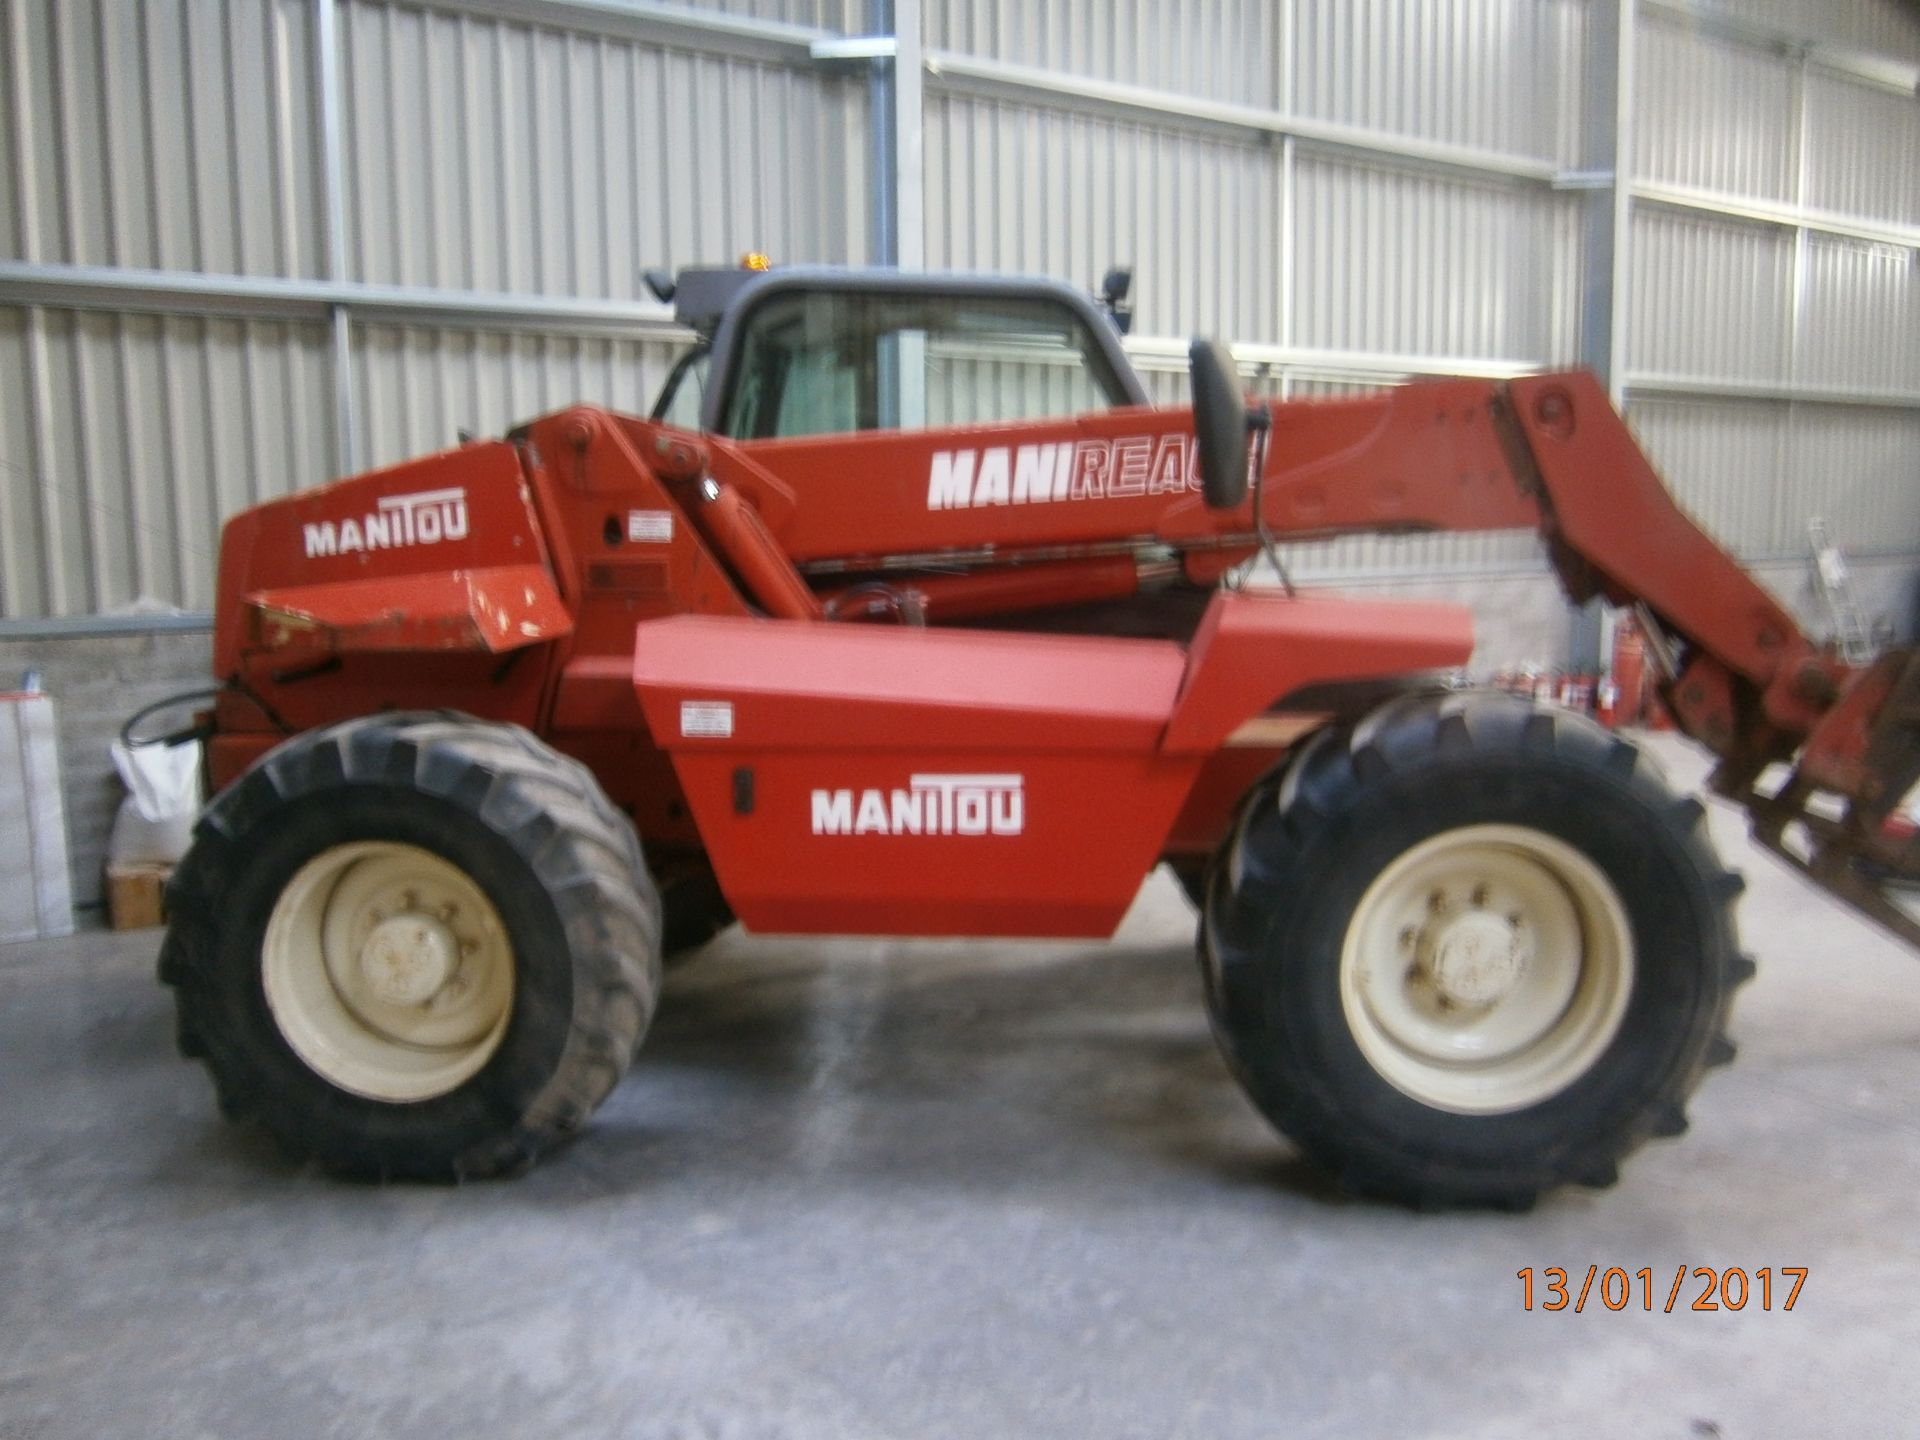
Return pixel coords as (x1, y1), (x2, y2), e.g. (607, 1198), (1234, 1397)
(1709, 648), (1920, 953)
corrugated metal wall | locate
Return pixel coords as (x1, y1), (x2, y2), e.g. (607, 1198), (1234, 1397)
(1629, 0), (1920, 571)
(1, 0), (1916, 619)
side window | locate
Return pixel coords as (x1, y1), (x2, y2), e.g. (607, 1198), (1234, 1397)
(720, 291), (1128, 440)
(920, 317), (1114, 429)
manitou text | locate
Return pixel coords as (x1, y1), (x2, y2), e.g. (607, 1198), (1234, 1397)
(811, 774), (1026, 836)
(302, 487), (470, 558)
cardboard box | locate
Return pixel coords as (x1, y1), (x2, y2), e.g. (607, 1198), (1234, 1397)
(106, 862), (173, 931)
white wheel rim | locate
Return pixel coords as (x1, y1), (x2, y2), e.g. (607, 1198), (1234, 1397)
(1339, 824), (1634, 1114)
(262, 842), (515, 1103)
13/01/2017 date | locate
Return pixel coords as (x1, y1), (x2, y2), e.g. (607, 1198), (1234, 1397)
(1517, 1266), (1807, 1313)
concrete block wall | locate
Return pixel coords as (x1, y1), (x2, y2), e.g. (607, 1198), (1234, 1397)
(0, 630), (212, 916)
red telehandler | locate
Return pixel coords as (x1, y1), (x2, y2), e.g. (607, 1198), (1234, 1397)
(157, 265), (1920, 1207)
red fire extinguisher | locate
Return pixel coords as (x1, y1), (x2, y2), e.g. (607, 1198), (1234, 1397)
(1610, 615), (1648, 727)
(1596, 676), (1619, 727)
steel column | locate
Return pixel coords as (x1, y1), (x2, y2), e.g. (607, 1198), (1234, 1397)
(859, 1), (921, 270)
(1570, 0), (1636, 669)
(891, 0), (923, 271)
(315, 0), (357, 475)
(863, 0), (894, 267)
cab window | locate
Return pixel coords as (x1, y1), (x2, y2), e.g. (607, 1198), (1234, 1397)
(721, 290), (1129, 440)
(651, 348), (709, 431)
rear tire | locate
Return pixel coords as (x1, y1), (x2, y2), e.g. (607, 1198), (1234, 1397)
(160, 714), (662, 1180)
(1200, 692), (1752, 1208)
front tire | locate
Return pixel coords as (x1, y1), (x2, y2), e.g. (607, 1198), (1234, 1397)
(160, 714), (662, 1180)
(1200, 692), (1753, 1208)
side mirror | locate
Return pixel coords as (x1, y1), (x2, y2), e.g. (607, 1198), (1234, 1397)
(1188, 338), (1249, 510)
(1099, 266), (1134, 334)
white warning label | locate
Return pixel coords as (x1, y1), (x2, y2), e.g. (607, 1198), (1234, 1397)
(679, 700), (734, 738)
(628, 509), (674, 543)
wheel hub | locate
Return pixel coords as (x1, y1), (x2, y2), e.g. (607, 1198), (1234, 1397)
(1339, 824), (1636, 1114)
(1420, 910), (1528, 1008)
(359, 914), (459, 1006)
(261, 841), (516, 1103)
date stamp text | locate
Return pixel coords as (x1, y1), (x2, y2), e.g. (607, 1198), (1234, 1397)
(1516, 1265), (1806, 1313)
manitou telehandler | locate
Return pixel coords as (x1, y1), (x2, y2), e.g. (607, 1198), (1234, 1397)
(157, 265), (1920, 1208)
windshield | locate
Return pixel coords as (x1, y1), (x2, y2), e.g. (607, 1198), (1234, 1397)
(719, 290), (1130, 440)
(651, 347), (710, 431)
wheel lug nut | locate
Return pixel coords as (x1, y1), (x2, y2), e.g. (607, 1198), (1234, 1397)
(1427, 890), (1446, 912)
(1399, 926), (1417, 948)
(1471, 885), (1490, 907)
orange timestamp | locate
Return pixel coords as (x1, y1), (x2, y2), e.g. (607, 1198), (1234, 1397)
(1517, 1265), (1807, 1313)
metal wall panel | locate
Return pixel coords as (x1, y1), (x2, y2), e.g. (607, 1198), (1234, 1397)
(923, 103), (1579, 366)
(925, 0), (1283, 108)
(925, 0), (1586, 166)
(0, 0), (325, 276)
(921, 91), (1281, 342)
(697, 0), (860, 30)
(1632, 395), (1920, 564)
(1626, 398), (1790, 559)
(1783, 406), (1920, 558)
(1707, 0), (1920, 63)
(1628, 207), (1792, 382)
(338, 0), (869, 295)
(1291, 157), (1578, 362)
(0, 304), (335, 616)
(1803, 71), (1920, 227)
(1627, 2), (1920, 570)
(1279, 532), (1548, 582)
(1796, 233), (1920, 395)
(1288, 0), (1587, 165)
(351, 321), (681, 469)
(1633, 14), (1798, 202)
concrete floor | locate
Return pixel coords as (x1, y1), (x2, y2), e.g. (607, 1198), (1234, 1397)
(3, 734), (1917, 1439)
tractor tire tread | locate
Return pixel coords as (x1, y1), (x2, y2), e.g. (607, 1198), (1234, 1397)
(1202, 690), (1747, 1209)
(160, 712), (661, 1181)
